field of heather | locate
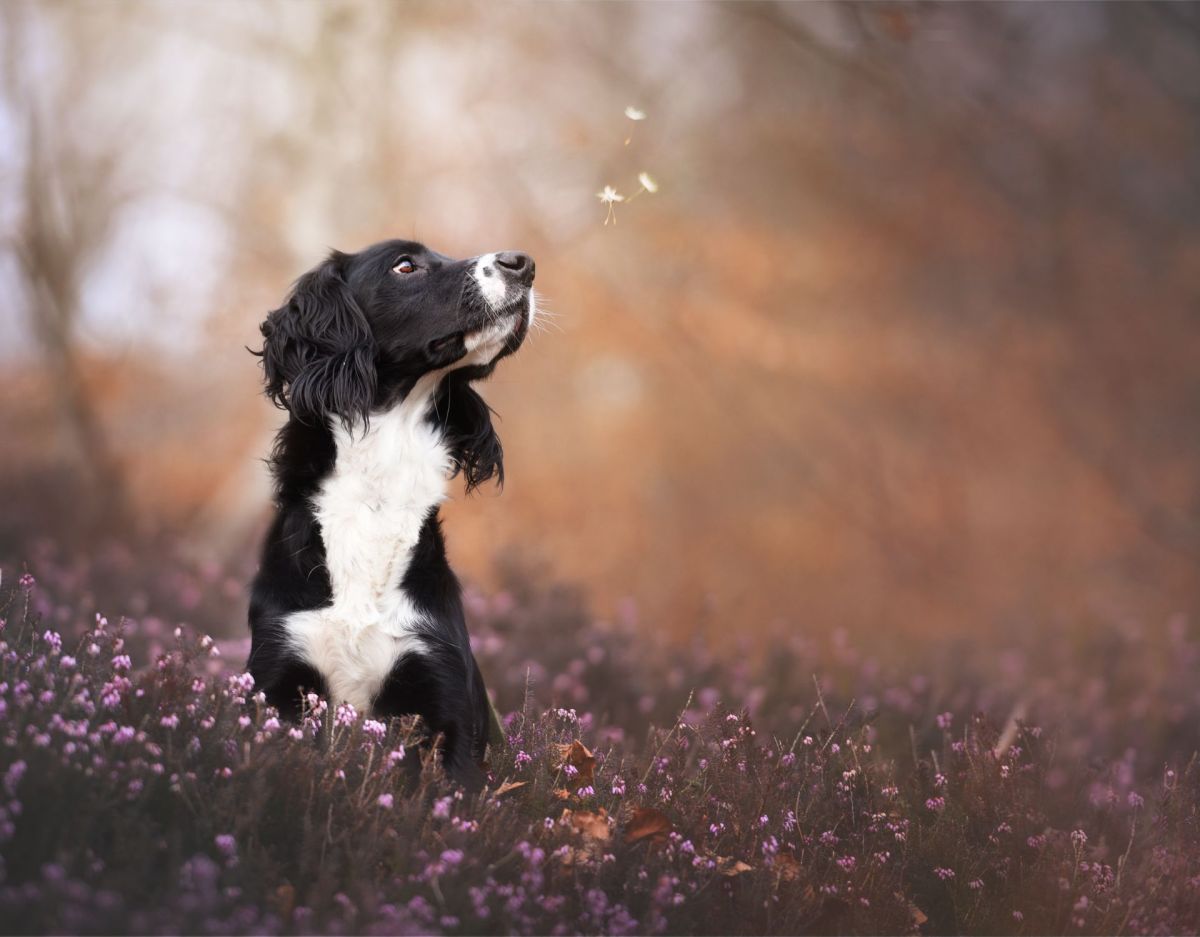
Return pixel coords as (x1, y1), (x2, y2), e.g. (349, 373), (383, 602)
(1, 541), (1197, 936)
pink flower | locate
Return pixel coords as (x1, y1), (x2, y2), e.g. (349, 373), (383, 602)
(334, 702), (358, 727)
(362, 719), (387, 740)
(377, 793), (394, 809)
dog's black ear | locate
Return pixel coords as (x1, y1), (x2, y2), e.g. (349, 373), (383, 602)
(436, 372), (504, 493)
(257, 253), (376, 428)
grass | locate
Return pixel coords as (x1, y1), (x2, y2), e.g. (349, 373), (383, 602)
(0, 540), (1198, 935)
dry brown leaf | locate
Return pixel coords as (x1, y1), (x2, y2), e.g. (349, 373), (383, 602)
(492, 780), (528, 797)
(566, 807), (611, 843)
(273, 883), (296, 919)
(555, 740), (596, 787)
(714, 856), (754, 877)
(773, 852), (803, 883)
(624, 806), (672, 846)
(555, 844), (594, 867)
(895, 892), (928, 928)
(551, 787), (574, 801)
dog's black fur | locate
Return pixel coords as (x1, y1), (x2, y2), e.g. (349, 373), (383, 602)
(247, 240), (534, 786)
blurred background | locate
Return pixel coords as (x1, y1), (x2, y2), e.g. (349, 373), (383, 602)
(2, 0), (1198, 650)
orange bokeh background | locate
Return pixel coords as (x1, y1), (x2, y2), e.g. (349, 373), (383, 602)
(2, 1), (1197, 646)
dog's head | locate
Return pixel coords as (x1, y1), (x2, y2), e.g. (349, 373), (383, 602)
(258, 239), (536, 489)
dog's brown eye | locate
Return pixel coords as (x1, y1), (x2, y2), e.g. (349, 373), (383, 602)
(393, 258), (416, 274)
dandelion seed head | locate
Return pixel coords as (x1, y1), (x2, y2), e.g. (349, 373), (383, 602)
(597, 186), (624, 205)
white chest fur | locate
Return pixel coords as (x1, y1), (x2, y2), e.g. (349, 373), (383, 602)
(283, 378), (450, 710)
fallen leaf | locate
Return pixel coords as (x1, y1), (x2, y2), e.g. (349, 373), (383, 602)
(713, 855), (754, 877)
(895, 892), (928, 928)
(492, 780), (528, 797)
(624, 806), (671, 846)
(555, 845), (594, 867)
(566, 807), (611, 843)
(551, 787), (574, 801)
(773, 852), (803, 883)
(273, 883), (295, 919)
(555, 740), (596, 786)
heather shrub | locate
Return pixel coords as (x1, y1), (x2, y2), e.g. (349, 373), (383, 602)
(1, 548), (1198, 935)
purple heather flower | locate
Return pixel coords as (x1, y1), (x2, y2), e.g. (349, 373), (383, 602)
(4, 761), (27, 796)
(926, 797), (946, 812)
(934, 866), (955, 881)
(378, 793), (394, 809)
(362, 719), (387, 740)
(18, 573), (35, 590)
(214, 834), (237, 857)
(334, 702), (358, 726)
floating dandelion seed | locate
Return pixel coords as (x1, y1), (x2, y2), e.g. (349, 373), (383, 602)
(624, 106), (646, 145)
(637, 172), (658, 194)
(597, 185), (624, 225)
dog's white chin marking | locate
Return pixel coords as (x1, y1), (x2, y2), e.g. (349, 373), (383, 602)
(283, 374), (451, 711)
(462, 316), (517, 364)
(471, 252), (509, 310)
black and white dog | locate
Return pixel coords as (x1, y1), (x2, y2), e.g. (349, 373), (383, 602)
(247, 240), (535, 785)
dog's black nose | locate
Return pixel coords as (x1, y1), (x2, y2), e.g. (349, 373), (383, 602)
(495, 251), (535, 287)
